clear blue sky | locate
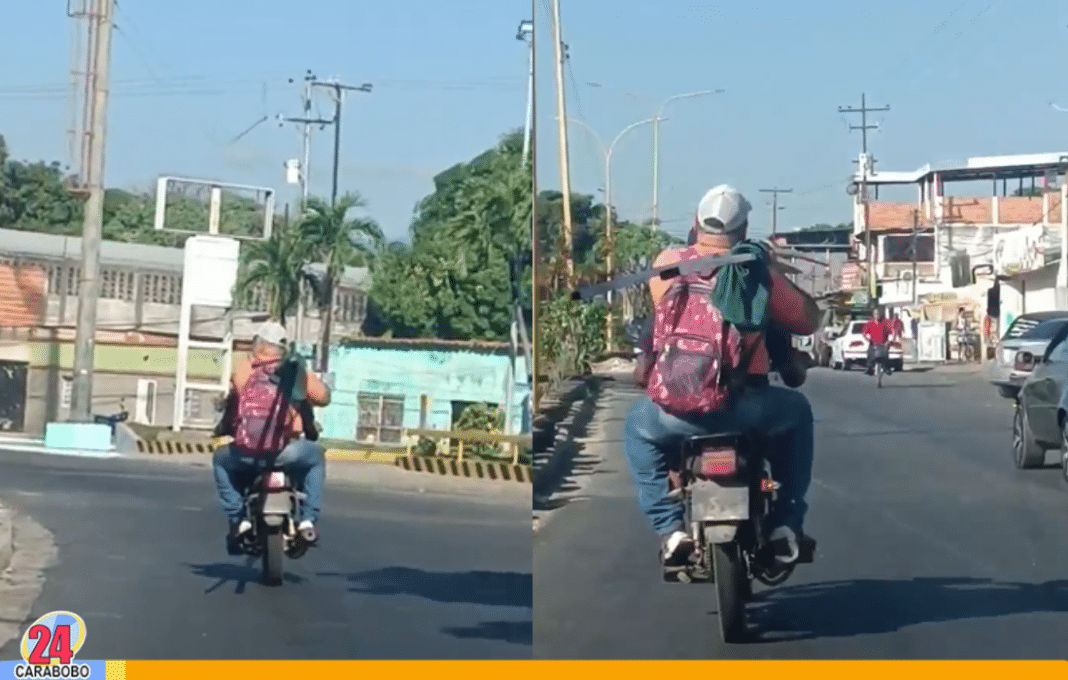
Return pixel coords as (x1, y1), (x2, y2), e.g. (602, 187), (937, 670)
(2, 0), (532, 242)
(535, 0), (1068, 241)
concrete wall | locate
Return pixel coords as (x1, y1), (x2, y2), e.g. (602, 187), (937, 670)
(318, 343), (532, 444)
(1001, 265), (1058, 332)
(13, 339), (228, 434)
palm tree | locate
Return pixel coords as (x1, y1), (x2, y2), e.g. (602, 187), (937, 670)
(234, 224), (314, 325)
(299, 192), (384, 371)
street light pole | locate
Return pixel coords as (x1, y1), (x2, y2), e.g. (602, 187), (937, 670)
(567, 116), (660, 348)
(516, 20), (534, 164)
(651, 90), (724, 228)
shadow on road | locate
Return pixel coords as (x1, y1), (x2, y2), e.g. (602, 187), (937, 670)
(441, 620), (532, 646)
(320, 567), (533, 608)
(748, 577), (1068, 641)
(533, 377), (608, 512)
(187, 560), (306, 593)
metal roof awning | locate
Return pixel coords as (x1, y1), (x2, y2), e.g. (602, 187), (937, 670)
(857, 152), (1068, 186)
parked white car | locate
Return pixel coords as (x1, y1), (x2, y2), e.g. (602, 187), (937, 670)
(831, 319), (904, 371)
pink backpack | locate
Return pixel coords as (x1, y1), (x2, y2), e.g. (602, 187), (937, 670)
(233, 360), (293, 454)
(645, 249), (761, 415)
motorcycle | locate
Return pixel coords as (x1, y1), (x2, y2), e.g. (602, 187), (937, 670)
(621, 317), (817, 642)
(93, 400), (129, 436)
(215, 388), (314, 587)
(663, 433), (816, 643)
(233, 461), (309, 586)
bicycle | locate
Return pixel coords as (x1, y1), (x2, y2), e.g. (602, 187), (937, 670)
(868, 344), (890, 389)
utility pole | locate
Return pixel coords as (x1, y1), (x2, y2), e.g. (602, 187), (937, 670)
(759, 187), (792, 238)
(311, 79), (372, 208)
(307, 78), (371, 373)
(838, 92), (888, 155)
(279, 71), (333, 207)
(279, 72), (333, 353)
(69, 0), (115, 423)
(911, 209), (920, 304)
(551, 0), (575, 283)
(839, 93), (889, 306)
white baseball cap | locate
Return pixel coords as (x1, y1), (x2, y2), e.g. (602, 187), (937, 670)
(696, 184), (752, 234)
(254, 321), (288, 346)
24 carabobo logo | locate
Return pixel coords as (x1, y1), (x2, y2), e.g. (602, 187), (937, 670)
(13, 611), (90, 678)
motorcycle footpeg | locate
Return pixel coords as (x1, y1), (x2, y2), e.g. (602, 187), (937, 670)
(797, 535), (817, 564)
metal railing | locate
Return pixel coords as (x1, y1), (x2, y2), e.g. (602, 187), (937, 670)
(402, 428), (532, 466)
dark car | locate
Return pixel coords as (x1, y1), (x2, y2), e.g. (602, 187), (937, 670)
(1013, 320), (1068, 476)
(990, 311), (1068, 399)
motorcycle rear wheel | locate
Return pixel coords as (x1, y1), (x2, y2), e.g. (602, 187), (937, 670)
(262, 527), (285, 586)
(711, 541), (748, 643)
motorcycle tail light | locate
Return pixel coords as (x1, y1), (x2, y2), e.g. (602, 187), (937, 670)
(265, 471), (287, 489)
(699, 446), (738, 479)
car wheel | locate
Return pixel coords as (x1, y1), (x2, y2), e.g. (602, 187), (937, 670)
(1013, 402), (1045, 469)
(1061, 419), (1068, 485)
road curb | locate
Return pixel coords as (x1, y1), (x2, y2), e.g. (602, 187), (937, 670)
(0, 504), (11, 575)
(0, 509), (57, 654)
(533, 375), (604, 496)
(394, 455), (532, 484)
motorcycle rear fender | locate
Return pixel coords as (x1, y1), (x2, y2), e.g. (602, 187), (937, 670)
(260, 490), (293, 516)
(689, 478), (749, 522)
(261, 514), (286, 528)
(702, 522), (741, 544)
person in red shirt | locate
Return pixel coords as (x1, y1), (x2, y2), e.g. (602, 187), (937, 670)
(862, 308), (896, 375)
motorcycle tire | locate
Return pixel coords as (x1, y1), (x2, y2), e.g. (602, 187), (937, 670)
(711, 541), (748, 643)
(262, 527), (285, 586)
(876, 363), (883, 388)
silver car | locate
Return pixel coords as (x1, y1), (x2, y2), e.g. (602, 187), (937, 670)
(989, 311), (1068, 399)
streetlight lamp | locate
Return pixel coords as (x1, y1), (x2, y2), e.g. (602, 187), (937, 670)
(587, 84), (725, 227)
(567, 115), (661, 348)
(651, 90), (725, 228)
(516, 20), (534, 164)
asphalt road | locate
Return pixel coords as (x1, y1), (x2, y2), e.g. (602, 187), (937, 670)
(533, 366), (1068, 659)
(0, 452), (531, 660)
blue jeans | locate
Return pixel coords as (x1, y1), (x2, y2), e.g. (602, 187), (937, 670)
(212, 438), (326, 524)
(622, 385), (814, 537)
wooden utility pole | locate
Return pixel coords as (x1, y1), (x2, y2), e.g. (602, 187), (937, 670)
(759, 187), (792, 237)
(69, 0), (115, 423)
(911, 209), (920, 304)
(839, 93), (890, 305)
(550, 0), (575, 283)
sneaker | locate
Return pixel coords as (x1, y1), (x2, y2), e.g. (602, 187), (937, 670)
(226, 519), (252, 555)
(661, 530), (695, 567)
(298, 520), (318, 545)
(768, 525), (800, 564)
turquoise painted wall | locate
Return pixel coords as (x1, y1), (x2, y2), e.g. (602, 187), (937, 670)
(316, 344), (531, 442)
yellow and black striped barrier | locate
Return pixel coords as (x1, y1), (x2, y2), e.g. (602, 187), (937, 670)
(394, 455), (532, 484)
(134, 428), (533, 484)
(136, 436), (398, 464)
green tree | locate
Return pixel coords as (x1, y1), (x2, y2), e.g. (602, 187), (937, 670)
(298, 193), (384, 370)
(234, 224), (316, 325)
(368, 130), (532, 341)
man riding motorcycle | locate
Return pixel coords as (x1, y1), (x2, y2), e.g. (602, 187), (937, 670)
(213, 322), (331, 555)
(622, 185), (821, 567)
(862, 308), (896, 376)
